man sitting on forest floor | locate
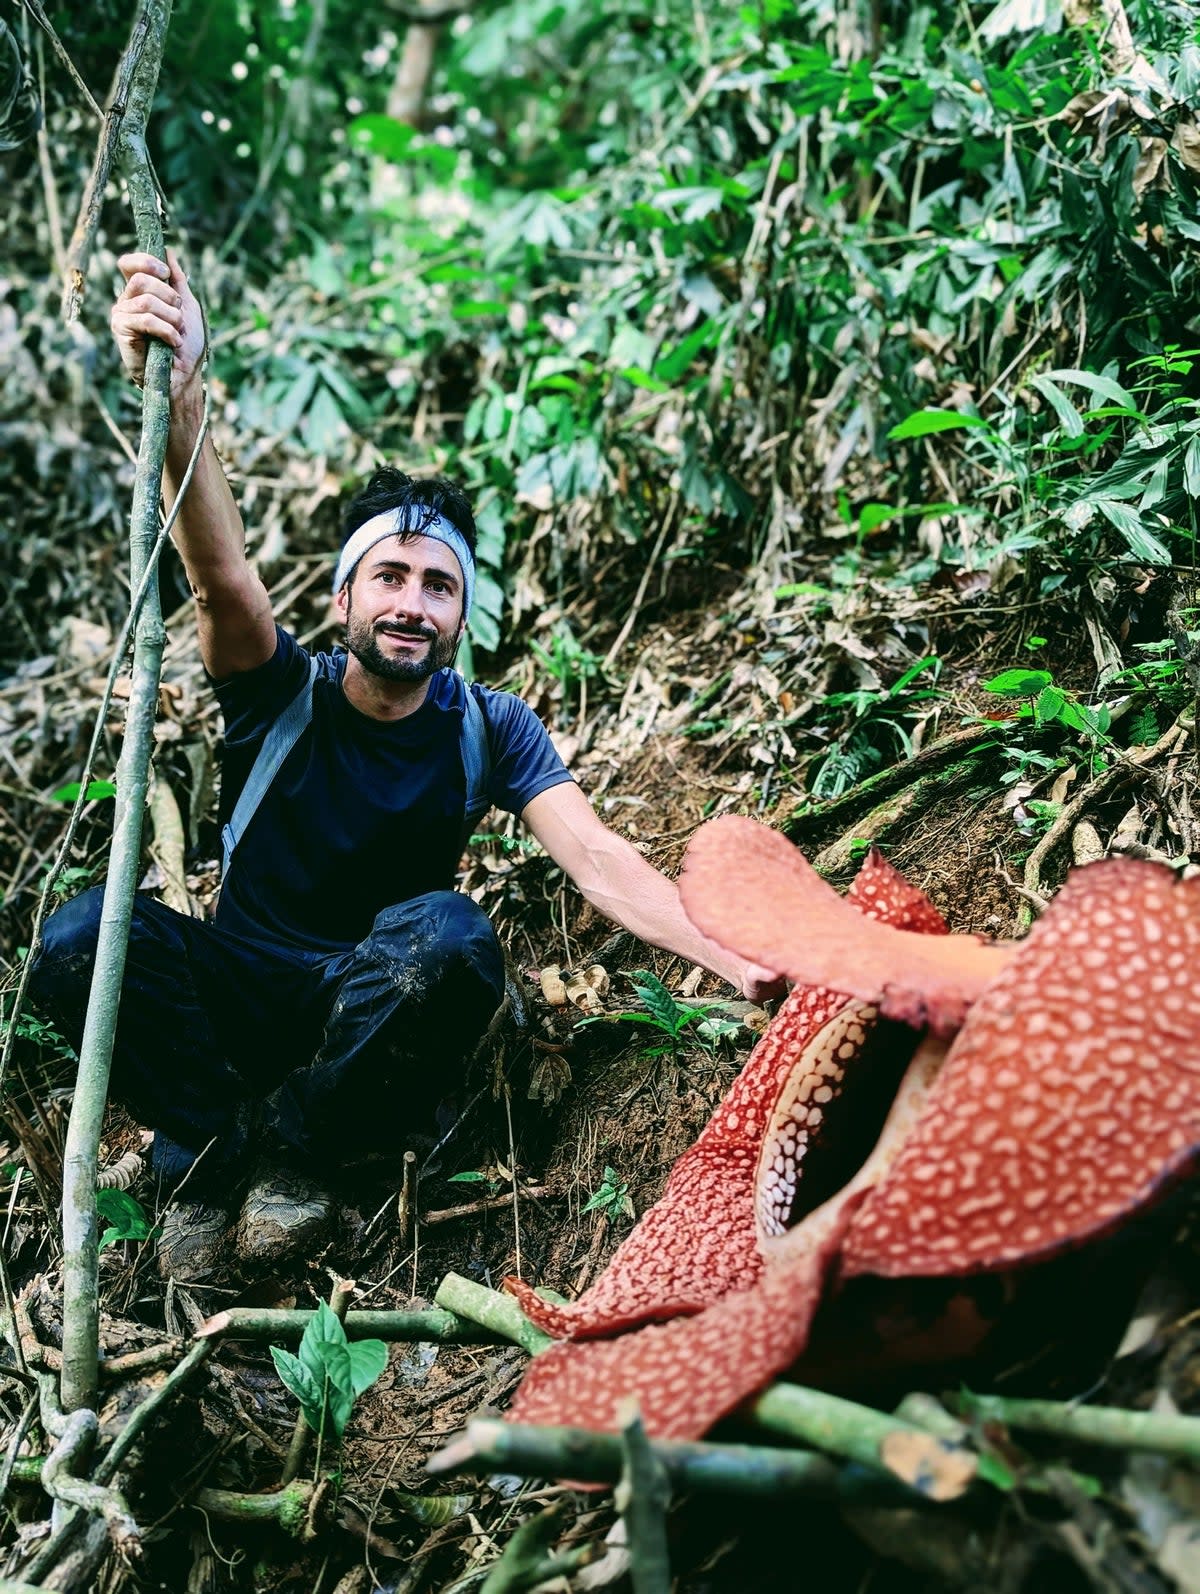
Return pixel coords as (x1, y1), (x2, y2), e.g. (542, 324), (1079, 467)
(29, 250), (780, 1282)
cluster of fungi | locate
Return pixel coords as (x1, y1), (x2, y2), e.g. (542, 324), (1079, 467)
(502, 817), (1200, 1442)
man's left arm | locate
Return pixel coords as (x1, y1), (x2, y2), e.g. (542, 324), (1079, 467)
(521, 782), (784, 1003)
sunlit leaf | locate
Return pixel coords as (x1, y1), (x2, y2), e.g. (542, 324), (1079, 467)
(887, 410), (990, 441)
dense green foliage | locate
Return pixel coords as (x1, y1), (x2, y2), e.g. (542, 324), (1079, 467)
(6, 0), (1200, 662)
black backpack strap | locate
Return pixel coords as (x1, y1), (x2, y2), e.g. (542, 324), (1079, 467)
(220, 655), (320, 880)
(458, 685), (493, 851)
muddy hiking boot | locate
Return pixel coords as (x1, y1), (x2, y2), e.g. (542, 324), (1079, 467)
(156, 1200), (230, 1283)
(236, 1166), (332, 1266)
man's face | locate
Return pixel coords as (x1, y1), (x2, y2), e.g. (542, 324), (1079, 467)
(337, 532), (466, 685)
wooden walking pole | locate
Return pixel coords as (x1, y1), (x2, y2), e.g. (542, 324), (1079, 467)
(59, 0), (174, 1414)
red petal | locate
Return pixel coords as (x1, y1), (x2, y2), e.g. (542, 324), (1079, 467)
(513, 851), (951, 1342)
(681, 816), (1011, 1035)
(845, 860), (1200, 1276)
(509, 1216), (849, 1441)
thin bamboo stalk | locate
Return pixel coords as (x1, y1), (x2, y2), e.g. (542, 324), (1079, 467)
(198, 1305), (498, 1345)
(59, 0), (174, 1416)
(961, 1392), (1200, 1462)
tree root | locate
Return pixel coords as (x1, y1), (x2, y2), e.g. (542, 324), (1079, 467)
(783, 725), (998, 846)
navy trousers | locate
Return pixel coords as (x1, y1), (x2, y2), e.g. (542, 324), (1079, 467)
(28, 887), (505, 1190)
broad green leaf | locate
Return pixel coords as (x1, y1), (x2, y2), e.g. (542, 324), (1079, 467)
(1034, 685), (1066, 724)
(1040, 367), (1137, 410)
(1091, 500), (1172, 564)
(982, 669), (1052, 697)
(315, 1340), (356, 1436)
(299, 1301), (348, 1376)
(447, 1170), (488, 1183)
(1027, 375), (1084, 437)
(887, 410), (989, 441)
(271, 1346), (325, 1431)
(346, 1338), (389, 1397)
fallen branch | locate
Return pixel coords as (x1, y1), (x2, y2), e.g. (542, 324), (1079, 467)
(199, 1305), (499, 1345)
(423, 1187), (550, 1225)
(961, 1392), (1200, 1463)
(812, 749), (990, 876)
(746, 1383), (977, 1501)
(194, 1479), (327, 1538)
(616, 1401), (671, 1594)
(428, 1416), (841, 1497)
(433, 1273), (554, 1357)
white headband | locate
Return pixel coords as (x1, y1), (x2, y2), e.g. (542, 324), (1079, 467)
(333, 507), (475, 621)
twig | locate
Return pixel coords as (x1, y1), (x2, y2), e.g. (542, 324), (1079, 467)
(198, 1305), (499, 1345)
(60, 0), (175, 1417)
(478, 1501), (595, 1593)
(281, 1277), (355, 1485)
(1018, 714), (1190, 932)
(0, 1396), (39, 1508)
(397, 1149), (417, 1247)
(433, 1274), (554, 1357)
(747, 1383), (977, 1500)
(41, 1409), (140, 1558)
(961, 1391), (1200, 1462)
(61, 3), (152, 319)
(422, 1187), (549, 1225)
(427, 1417), (842, 1497)
(615, 1401), (671, 1594)
(23, 1), (102, 118)
(22, 1339), (212, 1585)
(96, 1340), (186, 1380)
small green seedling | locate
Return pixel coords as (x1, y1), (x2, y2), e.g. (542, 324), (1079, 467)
(582, 1166), (634, 1222)
(271, 1303), (388, 1449)
(581, 968), (729, 1059)
(96, 1188), (155, 1250)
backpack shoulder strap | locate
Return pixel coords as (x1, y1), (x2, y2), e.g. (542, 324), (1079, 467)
(458, 684), (493, 851)
(221, 655), (320, 880)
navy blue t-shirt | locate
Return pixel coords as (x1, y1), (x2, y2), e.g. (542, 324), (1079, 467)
(213, 626), (573, 952)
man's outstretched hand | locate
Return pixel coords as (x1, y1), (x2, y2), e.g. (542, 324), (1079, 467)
(111, 249), (205, 402)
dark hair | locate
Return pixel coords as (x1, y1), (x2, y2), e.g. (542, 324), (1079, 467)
(340, 467), (477, 557)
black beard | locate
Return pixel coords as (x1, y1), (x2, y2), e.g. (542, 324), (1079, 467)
(344, 614), (458, 683)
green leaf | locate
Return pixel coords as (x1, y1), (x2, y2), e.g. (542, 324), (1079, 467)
(271, 1346), (325, 1431)
(1033, 685), (1066, 725)
(50, 780), (116, 803)
(1027, 374), (1084, 438)
(982, 669), (1053, 697)
(95, 1187), (152, 1244)
(299, 1302), (348, 1383)
(316, 1340), (356, 1437)
(446, 1170), (488, 1183)
(346, 113), (417, 163)
(887, 410), (989, 441)
(627, 969), (686, 1036)
(346, 1338), (389, 1398)
(1039, 367), (1137, 411)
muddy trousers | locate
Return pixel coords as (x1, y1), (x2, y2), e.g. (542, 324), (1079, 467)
(27, 887), (506, 1191)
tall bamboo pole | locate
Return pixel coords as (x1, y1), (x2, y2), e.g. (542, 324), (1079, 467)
(60, 0), (174, 1414)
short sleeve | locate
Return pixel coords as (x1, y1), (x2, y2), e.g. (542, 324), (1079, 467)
(476, 687), (574, 816)
(212, 626), (313, 749)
